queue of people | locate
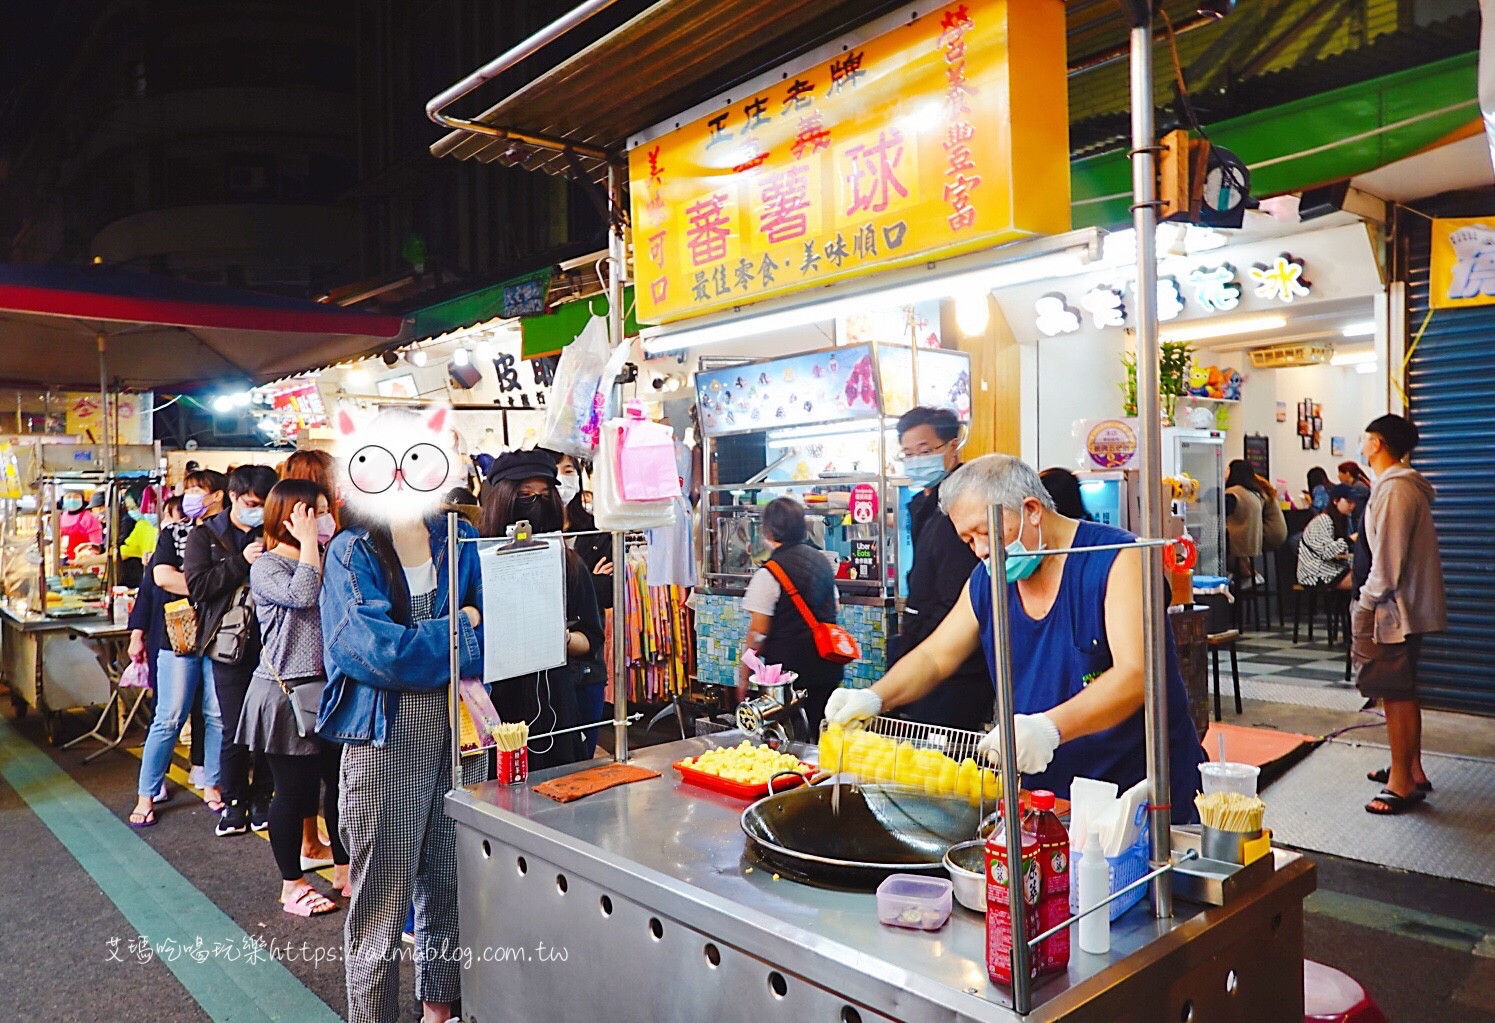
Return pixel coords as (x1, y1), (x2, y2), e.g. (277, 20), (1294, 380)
(111, 434), (630, 1023)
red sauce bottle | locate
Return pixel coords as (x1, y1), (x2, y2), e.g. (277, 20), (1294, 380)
(1025, 790), (1071, 976)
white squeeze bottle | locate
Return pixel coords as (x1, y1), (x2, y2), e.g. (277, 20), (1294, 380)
(1077, 827), (1110, 955)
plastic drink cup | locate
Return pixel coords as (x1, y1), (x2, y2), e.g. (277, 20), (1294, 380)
(1200, 762), (1260, 797)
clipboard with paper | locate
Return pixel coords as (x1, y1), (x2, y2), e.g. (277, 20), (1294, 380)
(479, 522), (568, 682)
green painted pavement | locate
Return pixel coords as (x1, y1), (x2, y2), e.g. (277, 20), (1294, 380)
(0, 715), (343, 1023)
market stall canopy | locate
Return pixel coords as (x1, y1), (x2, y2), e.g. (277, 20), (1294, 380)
(428, 0), (1188, 179)
(0, 263), (407, 391)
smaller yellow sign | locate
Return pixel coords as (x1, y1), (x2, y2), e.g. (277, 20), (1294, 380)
(1430, 217), (1495, 310)
(63, 391), (149, 445)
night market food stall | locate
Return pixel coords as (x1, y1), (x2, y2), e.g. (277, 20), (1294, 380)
(0, 263), (403, 742)
(692, 340), (971, 704)
(426, 0), (1318, 1020)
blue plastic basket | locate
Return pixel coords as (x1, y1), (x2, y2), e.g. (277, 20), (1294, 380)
(1068, 819), (1151, 921)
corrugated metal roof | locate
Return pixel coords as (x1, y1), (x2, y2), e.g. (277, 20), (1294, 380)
(430, 0), (1195, 178)
(1069, 10), (1480, 159)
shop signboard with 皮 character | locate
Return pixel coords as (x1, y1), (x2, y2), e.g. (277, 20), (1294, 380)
(627, 0), (1070, 325)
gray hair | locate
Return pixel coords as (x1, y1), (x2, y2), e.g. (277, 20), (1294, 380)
(938, 454), (1055, 517)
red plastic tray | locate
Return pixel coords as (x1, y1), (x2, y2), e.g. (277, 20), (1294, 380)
(672, 757), (815, 800)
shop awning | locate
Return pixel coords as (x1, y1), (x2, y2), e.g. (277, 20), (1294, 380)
(428, 0), (1186, 179)
(0, 264), (406, 391)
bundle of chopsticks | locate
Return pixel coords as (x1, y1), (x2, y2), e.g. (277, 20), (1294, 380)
(1194, 791), (1266, 833)
(492, 721), (529, 752)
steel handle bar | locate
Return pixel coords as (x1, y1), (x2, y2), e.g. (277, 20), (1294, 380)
(1024, 849), (1200, 950)
(456, 527), (640, 543)
(1018, 537), (1176, 557)
(517, 712), (641, 744)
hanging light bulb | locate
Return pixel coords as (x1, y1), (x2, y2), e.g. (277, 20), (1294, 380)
(407, 349), (428, 367)
(453, 347), (470, 366)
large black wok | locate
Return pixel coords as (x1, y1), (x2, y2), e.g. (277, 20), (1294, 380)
(740, 783), (982, 890)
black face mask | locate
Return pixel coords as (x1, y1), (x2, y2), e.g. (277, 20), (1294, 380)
(514, 493), (561, 534)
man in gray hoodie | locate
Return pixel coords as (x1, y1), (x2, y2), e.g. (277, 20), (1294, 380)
(1353, 414), (1447, 815)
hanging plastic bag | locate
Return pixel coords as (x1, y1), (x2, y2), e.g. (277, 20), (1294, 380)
(119, 658), (152, 690)
(592, 418), (675, 530)
(615, 402), (682, 502)
(539, 314), (611, 457)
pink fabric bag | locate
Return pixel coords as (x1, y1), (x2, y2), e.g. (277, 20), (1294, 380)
(615, 402), (682, 502)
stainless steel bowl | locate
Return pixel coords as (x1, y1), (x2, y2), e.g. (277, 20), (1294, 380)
(943, 839), (986, 912)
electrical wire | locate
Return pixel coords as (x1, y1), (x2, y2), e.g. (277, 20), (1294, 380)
(1157, 5), (1250, 202)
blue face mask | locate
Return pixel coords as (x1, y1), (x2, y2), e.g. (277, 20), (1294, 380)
(1004, 519), (1044, 583)
(238, 504), (265, 529)
(62, 496), (84, 512)
(142, 513), (159, 526)
(903, 453), (948, 490)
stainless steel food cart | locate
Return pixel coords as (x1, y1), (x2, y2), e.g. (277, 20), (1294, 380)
(448, 731), (1314, 1023)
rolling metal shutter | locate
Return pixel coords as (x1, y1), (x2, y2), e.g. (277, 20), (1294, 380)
(1403, 201), (1495, 714)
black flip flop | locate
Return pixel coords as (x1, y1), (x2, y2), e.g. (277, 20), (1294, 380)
(1366, 768), (1432, 793)
(1365, 788), (1425, 815)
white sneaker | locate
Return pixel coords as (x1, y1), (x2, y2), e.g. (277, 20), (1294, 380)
(1252, 574), (1265, 587)
(188, 766), (206, 789)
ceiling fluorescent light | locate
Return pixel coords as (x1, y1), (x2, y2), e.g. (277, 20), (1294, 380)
(1354, 362), (1377, 375)
(1160, 314), (1288, 344)
(1330, 348), (1376, 367)
(642, 247), (1095, 355)
(1341, 321), (1376, 338)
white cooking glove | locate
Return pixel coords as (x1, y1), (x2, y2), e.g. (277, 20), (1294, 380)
(824, 687), (882, 727)
(977, 713), (1062, 775)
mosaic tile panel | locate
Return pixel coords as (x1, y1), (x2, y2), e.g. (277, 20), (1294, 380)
(694, 592), (889, 690)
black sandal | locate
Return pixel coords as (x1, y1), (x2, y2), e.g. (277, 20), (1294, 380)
(1366, 768), (1432, 792)
(1365, 788), (1425, 815)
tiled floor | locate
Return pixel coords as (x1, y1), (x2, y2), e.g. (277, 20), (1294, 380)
(1222, 624), (1362, 712)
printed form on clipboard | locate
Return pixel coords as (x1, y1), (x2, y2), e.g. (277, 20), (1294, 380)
(479, 533), (568, 681)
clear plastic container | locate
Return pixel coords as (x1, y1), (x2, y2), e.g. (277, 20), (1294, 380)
(1200, 761), (1260, 796)
(876, 874), (953, 931)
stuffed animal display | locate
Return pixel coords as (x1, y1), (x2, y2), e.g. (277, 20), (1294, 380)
(1186, 364), (1245, 401)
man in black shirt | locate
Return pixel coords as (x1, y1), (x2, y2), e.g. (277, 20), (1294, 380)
(185, 464), (277, 836)
(889, 407), (992, 729)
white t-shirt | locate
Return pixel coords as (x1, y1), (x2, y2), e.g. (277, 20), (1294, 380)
(741, 566), (840, 617)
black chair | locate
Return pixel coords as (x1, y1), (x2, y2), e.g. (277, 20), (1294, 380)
(1209, 629), (1242, 720)
(1204, 598), (1241, 720)
(1232, 557), (1270, 633)
(1292, 581), (1351, 645)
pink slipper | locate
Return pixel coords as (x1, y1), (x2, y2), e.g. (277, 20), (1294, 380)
(281, 887), (338, 917)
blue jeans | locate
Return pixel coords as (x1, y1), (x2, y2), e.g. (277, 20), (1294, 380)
(577, 681), (606, 758)
(137, 650), (222, 798)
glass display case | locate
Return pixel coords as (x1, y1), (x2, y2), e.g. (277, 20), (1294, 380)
(692, 344), (971, 691)
(0, 442), (161, 618)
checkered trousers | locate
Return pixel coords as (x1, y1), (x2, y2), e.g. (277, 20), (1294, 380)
(340, 687), (485, 1023)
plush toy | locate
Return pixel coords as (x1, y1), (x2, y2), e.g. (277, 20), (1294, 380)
(1187, 365), (1212, 397)
(1222, 368), (1244, 402)
(1205, 366), (1226, 400)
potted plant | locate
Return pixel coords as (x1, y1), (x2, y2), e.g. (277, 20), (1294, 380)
(1120, 341), (1194, 424)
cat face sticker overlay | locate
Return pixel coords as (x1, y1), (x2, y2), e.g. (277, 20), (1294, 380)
(335, 404), (461, 523)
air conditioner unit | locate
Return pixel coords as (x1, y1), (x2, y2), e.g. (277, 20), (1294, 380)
(1249, 342), (1334, 369)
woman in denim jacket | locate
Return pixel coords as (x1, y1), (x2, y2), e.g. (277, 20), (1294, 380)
(319, 507), (483, 1023)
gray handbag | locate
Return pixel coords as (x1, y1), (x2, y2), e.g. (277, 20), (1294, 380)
(267, 658), (322, 739)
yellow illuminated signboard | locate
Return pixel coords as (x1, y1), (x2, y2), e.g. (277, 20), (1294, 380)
(1430, 217), (1495, 310)
(628, 0), (1070, 324)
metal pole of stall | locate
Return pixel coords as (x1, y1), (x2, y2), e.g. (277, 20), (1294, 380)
(607, 159), (630, 764)
(448, 510), (464, 792)
(1126, 1), (1174, 920)
(986, 503), (1032, 1014)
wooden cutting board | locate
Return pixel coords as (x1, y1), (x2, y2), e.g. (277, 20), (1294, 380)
(533, 763), (662, 803)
